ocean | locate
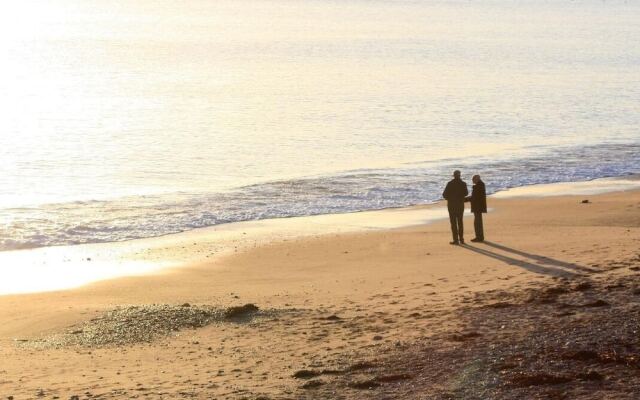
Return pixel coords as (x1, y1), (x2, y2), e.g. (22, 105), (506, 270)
(1, 0), (639, 250)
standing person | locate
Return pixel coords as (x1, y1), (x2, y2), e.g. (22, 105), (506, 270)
(442, 170), (468, 245)
(465, 174), (487, 242)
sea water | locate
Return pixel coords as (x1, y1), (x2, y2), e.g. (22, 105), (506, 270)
(1, 0), (639, 250)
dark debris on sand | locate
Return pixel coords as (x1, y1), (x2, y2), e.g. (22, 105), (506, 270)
(20, 303), (264, 348)
(291, 254), (640, 399)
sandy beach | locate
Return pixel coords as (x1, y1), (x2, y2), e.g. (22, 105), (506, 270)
(5, 1), (640, 399)
(1, 185), (639, 399)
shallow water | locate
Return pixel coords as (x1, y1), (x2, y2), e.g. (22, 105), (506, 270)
(1, 0), (639, 250)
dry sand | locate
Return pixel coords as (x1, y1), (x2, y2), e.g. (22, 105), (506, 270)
(0, 188), (639, 399)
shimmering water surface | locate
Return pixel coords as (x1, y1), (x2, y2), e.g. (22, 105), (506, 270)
(1, 0), (639, 250)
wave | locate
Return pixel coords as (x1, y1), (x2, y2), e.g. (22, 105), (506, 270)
(0, 142), (638, 251)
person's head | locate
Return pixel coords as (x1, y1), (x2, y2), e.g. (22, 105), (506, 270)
(472, 174), (481, 184)
(453, 170), (461, 179)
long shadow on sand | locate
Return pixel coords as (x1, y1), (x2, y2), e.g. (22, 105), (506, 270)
(483, 241), (598, 274)
(461, 241), (596, 277)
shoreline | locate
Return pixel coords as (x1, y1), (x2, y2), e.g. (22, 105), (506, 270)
(1, 175), (639, 296)
(0, 184), (638, 398)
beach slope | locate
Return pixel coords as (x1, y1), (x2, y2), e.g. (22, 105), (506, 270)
(0, 189), (638, 399)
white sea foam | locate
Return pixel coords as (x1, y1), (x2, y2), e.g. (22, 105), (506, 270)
(0, 143), (637, 251)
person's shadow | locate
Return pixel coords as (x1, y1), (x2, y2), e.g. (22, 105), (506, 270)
(461, 241), (596, 277)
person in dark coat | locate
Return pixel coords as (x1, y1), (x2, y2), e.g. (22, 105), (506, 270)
(442, 170), (468, 245)
(465, 174), (487, 242)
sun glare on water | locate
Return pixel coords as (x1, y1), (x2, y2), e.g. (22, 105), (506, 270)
(0, 1), (119, 207)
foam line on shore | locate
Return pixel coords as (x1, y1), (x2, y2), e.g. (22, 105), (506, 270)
(0, 176), (638, 296)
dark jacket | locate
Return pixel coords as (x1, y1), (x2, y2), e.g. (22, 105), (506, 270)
(442, 178), (468, 211)
(465, 180), (487, 213)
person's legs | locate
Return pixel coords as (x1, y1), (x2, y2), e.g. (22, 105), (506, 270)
(474, 212), (484, 240)
(456, 211), (464, 242)
(449, 212), (459, 243)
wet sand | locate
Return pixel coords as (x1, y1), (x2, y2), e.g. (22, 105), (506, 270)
(0, 187), (638, 399)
